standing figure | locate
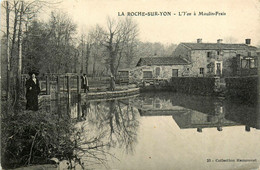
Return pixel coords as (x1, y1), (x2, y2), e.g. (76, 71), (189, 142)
(25, 72), (41, 111)
(81, 74), (89, 93)
(110, 74), (115, 91)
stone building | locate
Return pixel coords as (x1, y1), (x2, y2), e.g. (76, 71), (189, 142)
(117, 39), (258, 84)
(118, 57), (190, 84)
(173, 38), (258, 77)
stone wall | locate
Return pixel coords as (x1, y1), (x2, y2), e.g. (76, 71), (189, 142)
(190, 50), (210, 77)
(225, 76), (258, 104)
(129, 65), (187, 83)
(84, 88), (140, 99)
(170, 77), (220, 95)
(190, 49), (237, 77)
(173, 45), (257, 77)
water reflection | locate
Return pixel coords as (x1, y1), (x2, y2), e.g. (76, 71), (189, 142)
(69, 92), (259, 169)
(132, 92), (259, 132)
(4, 91), (258, 169)
(69, 97), (140, 168)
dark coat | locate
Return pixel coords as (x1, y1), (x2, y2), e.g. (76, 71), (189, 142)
(81, 76), (88, 88)
(25, 78), (40, 111)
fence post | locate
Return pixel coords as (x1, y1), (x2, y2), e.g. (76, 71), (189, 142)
(46, 75), (50, 95)
(257, 54), (260, 129)
(57, 75), (60, 101)
(67, 75), (71, 104)
(77, 75), (81, 119)
(77, 75), (81, 95)
(63, 76), (65, 93)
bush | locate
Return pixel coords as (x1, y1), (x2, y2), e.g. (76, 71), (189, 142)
(1, 108), (75, 169)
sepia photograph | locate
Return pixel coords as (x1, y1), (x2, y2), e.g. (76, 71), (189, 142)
(1, 0), (260, 169)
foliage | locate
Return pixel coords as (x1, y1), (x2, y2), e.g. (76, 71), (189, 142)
(22, 11), (78, 74)
(1, 107), (75, 169)
(88, 17), (139, 90)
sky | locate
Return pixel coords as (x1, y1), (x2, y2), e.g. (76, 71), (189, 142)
(2, 0), (260, 46)
(49, 0), (260, 46)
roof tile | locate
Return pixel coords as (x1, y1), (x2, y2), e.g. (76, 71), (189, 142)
(181, 43), (257, 50)
(136, 57), (189, 66)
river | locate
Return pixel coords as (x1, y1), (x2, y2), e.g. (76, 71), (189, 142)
(68, 92), (260, 170)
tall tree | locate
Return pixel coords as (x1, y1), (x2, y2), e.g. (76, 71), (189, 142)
(87, 25), (107, 76)
(100, 17), (139, 90)
(5, 1), (11, 100)
(2, 0), (60, 104)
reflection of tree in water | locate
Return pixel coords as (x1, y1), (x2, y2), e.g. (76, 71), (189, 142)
(80, 99), (139, 151)
(2, 97), (139, 169)
(74, 99), (139, 168)
(108, 100), (139, 153)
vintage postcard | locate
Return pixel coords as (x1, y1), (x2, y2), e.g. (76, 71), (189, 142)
(1, 0), (260, 169)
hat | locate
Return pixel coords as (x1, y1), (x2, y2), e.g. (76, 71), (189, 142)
(28, 70), (39, 76)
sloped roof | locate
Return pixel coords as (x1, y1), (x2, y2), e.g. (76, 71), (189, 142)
(136, 57), (189, 66)
(181, 43), (257, 50)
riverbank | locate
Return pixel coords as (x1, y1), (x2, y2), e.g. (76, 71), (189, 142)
(82, 87), (140, 99)
(140, 76), (257, 104)
(38, 84), (139, 100)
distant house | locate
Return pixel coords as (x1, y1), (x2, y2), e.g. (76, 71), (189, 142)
(117, 57), (190, 84)
(173, 38), (258, 77)
(128, 57), (191, 83)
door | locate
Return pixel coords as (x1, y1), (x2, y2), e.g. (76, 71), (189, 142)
(172, 69), (178, 77)
(216, 63), (221, 76)
(155, 67), (160, 77)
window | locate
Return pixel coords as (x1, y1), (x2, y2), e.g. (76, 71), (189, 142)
(208, 67), (213, 73)
(143, 71), (153, 79)
(155, 103), (161, 108)
(172, 69), (178, 77)
(154, 99), (161, 108)
(119, 71), (129, 78)
(241, 59), (249, 68)
(207, 52), (211, 57)
(207, 63), (214, 73)
(144, 98), (153, 105)
(187, 68), (190, 71)
(200, 68), (204, 74)
(155, 67), (160, 77)
(217, 51), (220, 55)
(248, 52), (251, 57)
(250, 59), (255, 68)
(241, 58), (256, 69)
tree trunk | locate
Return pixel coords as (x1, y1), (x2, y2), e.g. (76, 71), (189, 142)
(109, 51), (116, 91)
(6, 1), (10, 100)
(17, 1), (24, 101)
(10, 2), (19, 63)
(92, 59), (96, 78)
(81, 36), (84, 73)
(85, 43), (91, 75)
(109, 100), (116, 135)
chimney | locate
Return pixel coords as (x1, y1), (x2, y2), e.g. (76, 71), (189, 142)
(197, 38), (202, 43)
(245, 39), (251, 45)
(217, 39), (223, 43)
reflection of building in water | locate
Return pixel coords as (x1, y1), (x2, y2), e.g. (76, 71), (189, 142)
(136, 94), (242, 132)
(135, 96), (182, 111)
(138, 104), (239, 132)
(257, 109), (260, 130)
(172, 109), (239, 132)
(136, 92), (260, 132)
(137, 96), (188, 116)
(223, 101), (259, 131)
